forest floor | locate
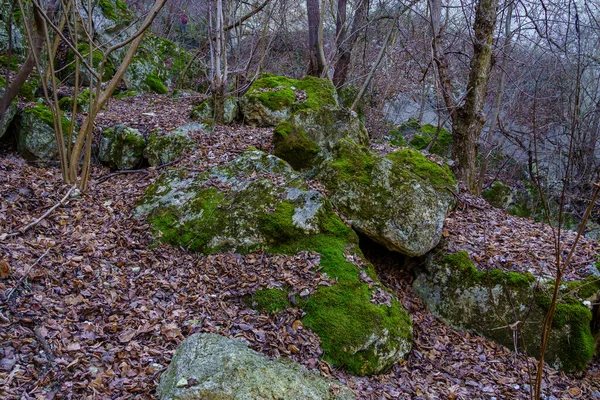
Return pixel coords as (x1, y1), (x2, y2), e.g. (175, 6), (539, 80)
(2, 93), (600, 399)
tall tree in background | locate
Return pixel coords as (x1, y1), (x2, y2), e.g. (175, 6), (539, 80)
(207, 0), (228, 124)
(306, 0), (326, 76)
(430, 0), (499, 193)
(332, 0), (368, 88)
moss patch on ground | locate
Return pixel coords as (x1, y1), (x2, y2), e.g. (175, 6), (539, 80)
(145, 74), (168, 94)
(249, 288), (290, 313)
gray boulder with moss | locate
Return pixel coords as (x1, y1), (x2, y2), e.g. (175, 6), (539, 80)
(157, 333), (356, 400)
(273, 107), (369, 171)
(0, 86), (17, 138)
(0, 2), (25, 56)
(413, 250), (597, 372)
(190, 97), (239, 124)
(14, 105), (74, 163)
(98, 124), (145, 170)
(240, 74), (339, 127)
(143, 123), (202, 166)
(317, 139), (457, 257)
(137, 150), (413, 375)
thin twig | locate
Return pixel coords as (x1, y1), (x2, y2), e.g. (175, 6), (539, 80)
(5, 248), (51, 302)
(7, 187), (76, 237)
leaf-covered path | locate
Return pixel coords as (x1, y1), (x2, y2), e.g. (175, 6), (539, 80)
(1, 94), (600, 399)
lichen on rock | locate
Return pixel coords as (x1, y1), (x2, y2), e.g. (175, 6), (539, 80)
(98, 124), (145, 170)
(317, 139), (457, 257)
(413, 250), (596, 372)
(143, 123), (201, 167)
(157, 333), (356, 400)
(273, 107), (368, 171)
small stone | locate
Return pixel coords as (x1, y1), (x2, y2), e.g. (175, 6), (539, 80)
(175, 377), (188, 388)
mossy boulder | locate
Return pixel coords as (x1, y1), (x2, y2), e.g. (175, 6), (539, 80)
(0, 2), (26, 57)
(137, 150), (413, 375)
(143, 122), (201, 166)
(125, 34), (199, 92)
(190, 97), (239, 124)
(273, 107), (369, 171)
(157, 333), (356, 400)
(98, 124), (145, 170)
(389, 118), (452, 157)
(317, 139), (457, 257)
(413, 250), (597, 372)
(240, 74), (338, 127)
(75, 0), (135, 47)
(14, 104), (74, 163)
(58, 89), (94, 112)
(60, 43), (116, 85)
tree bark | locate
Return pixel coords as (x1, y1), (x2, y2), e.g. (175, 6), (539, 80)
(306, 0), (326, 76)
(332, 0), (368, 88)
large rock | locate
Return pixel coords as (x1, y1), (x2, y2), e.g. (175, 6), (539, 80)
(273, 107), (369, 170)
(143, 123), (200, 167)
(137, 150), (413, 375)
(190, 97), (239, 124)
(0, 2), (26, 57)
(413, 250), (597, 372)
(0, 86), (17, 139)
(240, 74), (338, 127)
(157, 333), (356, 400)
(317, 139), (457, 257)
(14, 105), (74, 163)
(98, 124), (145, 170)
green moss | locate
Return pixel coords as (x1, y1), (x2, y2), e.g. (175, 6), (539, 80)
(0, 54), (21, 71)
(389, 127), (406, 146)
(386, 148), (456, 188)
(63, 43), (116, 82)
(483, 181), (512, 209)
(565, 275), (600, 300)
(272, 121), (320, 170)
(149, 190), (225, 252)
(534, 293), (594, 371)
(113, 90), (139, 99)
(24, 104), (72, 134)
(58, 90), (94, 111)
(250, 288), (290, 313)
(329, 140), (375, 185)
(0, 74), (38, 101)
(98, 0), (135, 23)
(247, 74), (337, 112)
(408, 124), (453, 157)
(145, 74), (168, 94)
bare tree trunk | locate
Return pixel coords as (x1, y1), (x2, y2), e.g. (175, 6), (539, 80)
(208, 0), (228, 124)
(332, 0), (368, 88)
(307, 0), (326, 76)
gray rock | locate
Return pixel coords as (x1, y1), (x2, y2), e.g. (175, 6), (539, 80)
(317, 139), (457, 257)
(273, 107), (368, 170)
(15, 105), (75, 163)
(412, 250), (595, 372)
(190, 97), (239, 124)
(0, 86), (17, 139)
(137, 150), (413, 376)
(98, 124), (145, 170)
(143, 123), (202, 166)
(157, 333), (356, 400)
(240, 74), (338, 127)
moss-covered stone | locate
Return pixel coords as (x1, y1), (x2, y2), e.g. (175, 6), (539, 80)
(143, 122), (202, 166)
(408, 123), (452, 157)
(190, 97), (239, 124)
(145, 73), (167, 94)
(157, 333), (356, 400)
(273, 107), (369, 171)
(240, 74), (338, 127)
(317, 139), (457, 257)
(137, 150), (413, 375)
(58, 89), (94, 112)
(60, 43), (116, 85)
(98, 124), (146, 170)
(14, 104), (75, 162)
(0, 83), (17, 138)
(413, 250), (595, 372)
(0, 74), (38, 102)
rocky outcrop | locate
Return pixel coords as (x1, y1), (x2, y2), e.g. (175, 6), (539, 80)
(190, 97), (239, 124)
(98, 124), (145, 170)
(273, 107), (368, 171)
(157, 333), (356, 400)
(413, 250), (596, 372)
(317, 139), (457, 257)
(137, 150), (413, 375)
(240, 74), (338, 127)
(0, 85), (17, 139)
(143, 122), (202, 167)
